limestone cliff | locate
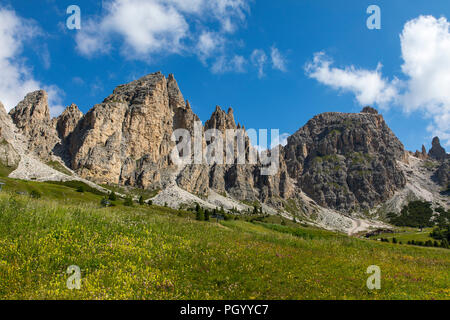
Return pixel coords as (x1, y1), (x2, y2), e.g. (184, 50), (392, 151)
(8, 90), (59, 161)
(283, 109), (407, 211)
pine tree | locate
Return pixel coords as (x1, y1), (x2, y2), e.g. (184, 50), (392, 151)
(139, 196), (144, 205)
(196, 208), (205, 221)
(109, 191), (117, 201)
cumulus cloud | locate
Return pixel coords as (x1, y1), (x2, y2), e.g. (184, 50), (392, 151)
(399, 16), (450, 145)
(76, 0), (250, 61)
(0, 8), (40, 111)
(305, 52), (398, 107)
(306, 15), (450, 146)
(0, 7), (63, 115)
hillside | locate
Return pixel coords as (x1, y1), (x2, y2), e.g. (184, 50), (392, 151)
(0, 181), (448, 300)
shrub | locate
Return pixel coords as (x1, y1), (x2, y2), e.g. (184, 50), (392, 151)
(124, 197), (133, 207)
(76, 185), (85, 193)
(30, 190), (41, 199)
(148, 200), (153, 206)
(139, 196), (144, 205)
(100, 198), (110, 207)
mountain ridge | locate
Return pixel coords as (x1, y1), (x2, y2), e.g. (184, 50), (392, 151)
(2, 72), (449, 233)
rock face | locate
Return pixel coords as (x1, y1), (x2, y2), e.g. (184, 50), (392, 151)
(8, 90), (59, 161)
(283, 108), (407, 211)
(56, 104), (83, 141)
(68, 72), (178, 187)
(428, 137), (447, 161)
(176, 104), (294, 207)
(434, 159), (449, 187)
(0, 102), (20, 168)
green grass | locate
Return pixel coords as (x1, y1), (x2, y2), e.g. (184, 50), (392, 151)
(101, 183), (159, 200)
(0, 162), (17, 177)
(0, 177), (106, 205)
(0, 180), (449, 299)
(422, 161), (438, 170)
(46, 161), (73, 176)
(369, 228), (436, 243)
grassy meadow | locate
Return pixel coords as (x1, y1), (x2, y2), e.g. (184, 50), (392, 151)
(0, 177), (449, 300)
(368, 228), (436, 243)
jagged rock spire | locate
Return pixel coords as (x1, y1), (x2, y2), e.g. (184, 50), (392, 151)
(205, 106), (237, 131)
(429, 137), (447, 161)
(167, 73), (186, 110)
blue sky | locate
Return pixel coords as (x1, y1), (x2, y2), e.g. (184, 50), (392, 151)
(1, 0), (450, 150)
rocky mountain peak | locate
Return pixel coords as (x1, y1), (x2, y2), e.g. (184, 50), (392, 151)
(8, 90), (59, 160)
(429, 136), (447, 161)
(205, 106), (237, 131)
(105, 72), (167, 106)
(167, 73), (186, 110)
(283, 110), (407, 211)
(361, 106), (378, 114)
(9, 90), (50, 128)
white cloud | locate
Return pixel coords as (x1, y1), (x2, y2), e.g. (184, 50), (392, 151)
(305, 52), (398, 107)
(211, 55), (246, 74)
(75, 1), (288, 79)
(251, 49), (267, 78)
(399, 16), (450, 145)
(271, 46), (287, 72)
(0, 8), (40, 111)
(76, 0), (250, 61)
(197, 31), (225, 62)
(306, 15), (450, 146)
(0, 7), (63, 115)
